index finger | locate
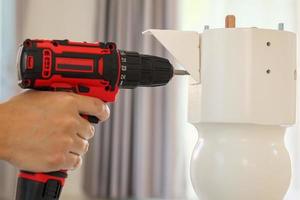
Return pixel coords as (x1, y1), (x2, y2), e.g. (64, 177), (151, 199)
(70, 93), (110, 121)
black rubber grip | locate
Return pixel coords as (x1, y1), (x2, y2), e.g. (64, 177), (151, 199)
(87, 115), (99, 123)
(79, 114), (99, 124)
(15, 175), (64, 200)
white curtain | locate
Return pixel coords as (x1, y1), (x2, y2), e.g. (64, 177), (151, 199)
(0, 0), (21, 199)
(83, 0), (190, 199)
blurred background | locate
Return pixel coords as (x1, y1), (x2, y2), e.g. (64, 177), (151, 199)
(0, 0), (299, 199)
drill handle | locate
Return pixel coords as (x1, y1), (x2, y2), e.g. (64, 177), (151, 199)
(16, 171), (67, 200)
(15, 115), (98, 200)
(53, 88), (100, 124)
(14, 113), (97, 200)
(85, 115), (99, 124)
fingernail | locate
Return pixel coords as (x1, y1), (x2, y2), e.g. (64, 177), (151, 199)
(73, 156), (82, 170)
(90, 125), (95, 136)
(85, 142), (89, 153)
(104, 104), (110, 120)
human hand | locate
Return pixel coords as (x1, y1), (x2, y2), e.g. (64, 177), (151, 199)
(0, 90), (110, 172)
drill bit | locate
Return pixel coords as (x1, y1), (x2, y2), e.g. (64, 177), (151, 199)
(174, 69), (190, 76)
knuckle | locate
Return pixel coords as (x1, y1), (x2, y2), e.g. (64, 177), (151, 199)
(70, 118), (80, 127)
(85, 142), (90, 153)
(78, 140), (88, 154)
(47, 154), (65, 169)
(58, 137), (74, 152)
(89, 125), (95, 139)
(105, 105), (110, 118)
(93, 99), (103, 107)
(77, 125), (89, 140)
(73, 156), (83, 169)
(64, 138), (74, 148)
(63, 117), (79, 130)
(84, 123), (94, 139)
(100, 105), (110, 121)
(62, 94), (76, 106)
(94, 100), (105, 112)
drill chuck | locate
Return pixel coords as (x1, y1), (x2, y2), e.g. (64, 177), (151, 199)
(118, 51), (174, 89)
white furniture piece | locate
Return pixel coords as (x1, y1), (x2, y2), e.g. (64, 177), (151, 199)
(144, 16), (297, 200)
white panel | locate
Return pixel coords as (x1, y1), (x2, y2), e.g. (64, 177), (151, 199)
(188, 84), (202, 123)
(143, 29), (201, 82)
(200, 28), (296, 125)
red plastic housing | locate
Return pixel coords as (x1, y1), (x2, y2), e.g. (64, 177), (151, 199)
(19, 171), (66, 185)
(18, 39), (121, 102)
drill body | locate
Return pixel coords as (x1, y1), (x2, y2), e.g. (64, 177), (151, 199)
(16, 39), (178, 200)
(18, 39), (173, 101)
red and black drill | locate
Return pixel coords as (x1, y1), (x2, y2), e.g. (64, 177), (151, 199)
(15, 39), (188, 200)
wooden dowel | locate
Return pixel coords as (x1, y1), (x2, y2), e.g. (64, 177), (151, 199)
(225, 15), (236, 28)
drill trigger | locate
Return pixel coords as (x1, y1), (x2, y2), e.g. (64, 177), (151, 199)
(50, 83), (74, 92)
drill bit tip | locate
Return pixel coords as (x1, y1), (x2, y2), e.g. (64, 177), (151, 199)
(174, 69), (190, 76)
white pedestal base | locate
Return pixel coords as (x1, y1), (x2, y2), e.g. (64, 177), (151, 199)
(191, 123), (291, 200)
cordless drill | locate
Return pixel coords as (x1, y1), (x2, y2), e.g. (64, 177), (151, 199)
(15, 39), (188, 200)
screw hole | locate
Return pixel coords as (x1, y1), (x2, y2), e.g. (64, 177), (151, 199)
(52, 41), (58, 46)
(266, 69), (271, 74)
(23, 79), (31, 87)
(106, 43), (116, 50)
(266, 42), (271, 46)
(105, 86), (110, 91)
(108, 44), (115, 50)
(24, 40), (32, 47)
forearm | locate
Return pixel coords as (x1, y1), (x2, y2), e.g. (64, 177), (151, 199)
(0, 102), (11, 161)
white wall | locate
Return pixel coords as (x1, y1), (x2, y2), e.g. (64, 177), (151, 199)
(0, 0), (20, 199)
(22, 0), (98, 198)
(295, 0), (300, 197)
(22, 0), (97, 41)
(179, 0), (296, 31)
